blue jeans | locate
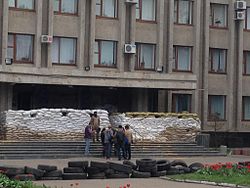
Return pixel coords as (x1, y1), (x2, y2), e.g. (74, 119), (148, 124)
(85, 138), (91, 155)
(104, 143), (112, 158)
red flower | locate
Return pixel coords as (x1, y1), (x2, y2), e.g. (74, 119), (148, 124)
(127, 184), (131, 187)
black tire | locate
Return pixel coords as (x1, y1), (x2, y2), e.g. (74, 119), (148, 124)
(86, 167), (102, 175)
(123, 160), (137, 170)
(62, 173), (88, 180)
(156, 160), (171, 171)
(24, 166), (45, 178)
(105, 169), (115, 176)
(63, 167), (84, 173)
(166, 167), (180, 175)
(37, 165), (57, 172)
(177, 166), (191, 173)
(107, 173), (129, 179)
(40, 176), (63, 180)
(131, 170), (151, 178)
(170, 160), (188, 167)
(44, 170), (62, 177)
(189, 162), (204, 172)
(136, 159), (156, 167)
(88, 172), (106, 179)
(108, 162), (132, 174)
(13, 174), (35, 181)
(138, 165), (157, 173)
(90, 161), (109, 170)
(68, 161), (89, 168)
(151, 170), (167, 177)
(5, 168), (25, 177)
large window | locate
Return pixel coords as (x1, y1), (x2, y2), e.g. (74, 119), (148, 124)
(51, 37), (76, 64)
(209, 48), (227, 73)
(135, 43), (155, 70)
(136, 0), (156, 21)
(173, 46), (192, 71)
(245, 7), (250, 30)
(94, 40), (117, 67)
(172, 94), (191, 113)
(53, 0), (78, 14)
(208, 95), (226, 120)
(174, 0), (193, 25)
(8, 0), (34, 10)
(96, 0), (118, 18)
(243, 51), (250, 75)
(210, 3), (228, 28)
(7, 34), (33, 63)
(243, 97), (250, 120)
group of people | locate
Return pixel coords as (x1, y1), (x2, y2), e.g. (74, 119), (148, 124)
(84, 111), (133, 160)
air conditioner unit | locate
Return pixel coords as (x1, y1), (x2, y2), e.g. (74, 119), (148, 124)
(124, 44), (136, 54)
(41, 35), (53, 43)
(125, 0), (137, 4)
(236, 11), (245, 20)
(235, 1), (246, 10)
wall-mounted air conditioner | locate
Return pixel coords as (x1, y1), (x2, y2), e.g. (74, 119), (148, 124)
(236, 11), (245, 20)
(125, 0), (137, 4)
(124, 44), (136, 54)
(235, 1), (246, 10)
(41, 35), (53, 43)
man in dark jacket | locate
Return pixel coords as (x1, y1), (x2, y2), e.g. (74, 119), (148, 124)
(116, 125), (126, 160)
(84, 123), (92, 155)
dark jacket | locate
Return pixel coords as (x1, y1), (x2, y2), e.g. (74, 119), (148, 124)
(84, 125), (92, 139)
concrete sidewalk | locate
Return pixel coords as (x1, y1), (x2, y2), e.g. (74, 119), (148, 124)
(1, 155), (249, 188)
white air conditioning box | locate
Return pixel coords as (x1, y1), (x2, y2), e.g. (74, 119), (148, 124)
(124, 44), (136, 54)
(125, 0), (137, 4)
(41, 35), (53, 43)
(236, 11), (245, 20)
(235, 1), (247, 10)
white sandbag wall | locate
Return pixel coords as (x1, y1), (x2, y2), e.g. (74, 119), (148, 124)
(0, 109), (109, 141)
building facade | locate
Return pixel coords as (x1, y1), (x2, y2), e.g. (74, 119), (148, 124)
(0, 0), (250, 144)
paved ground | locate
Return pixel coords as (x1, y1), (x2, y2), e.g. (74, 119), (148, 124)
(0, 155), (249, 188)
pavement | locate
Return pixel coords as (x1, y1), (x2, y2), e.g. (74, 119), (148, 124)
(0, 155), (249, 188)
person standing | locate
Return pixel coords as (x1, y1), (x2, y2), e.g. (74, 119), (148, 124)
(116, 125), (126, 160)
(124, 124), (133, 160)
(84, 122), (92, 156)
(90, 111), (100, 142)
(100, 127), (106, 157)
(104, 125), (113, 159)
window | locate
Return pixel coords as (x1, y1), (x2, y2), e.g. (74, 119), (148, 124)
(135, 43), (155, 70)
(174, 0), (193, 25)
(210, 3), (228, 28)
(173, 46), (192, 71)
(53, 0), (78, 14)
(51, 37), (76, 64)
(243, 97), (250, 120)
(172, 94), (191, 113)
(8, 0), (34, 10)
(7, 34), (33, 63)
(96, 0), (118, 18)
(243, 51), (250, 75)
(245, 8), (250, 30)
(94, 40), (117, 67)
(208, 95), (226, 120)
(209, 48), (227, 73)
(136, 0), (156, 21)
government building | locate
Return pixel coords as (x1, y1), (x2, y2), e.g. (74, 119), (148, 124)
(0, 0), (250, 146)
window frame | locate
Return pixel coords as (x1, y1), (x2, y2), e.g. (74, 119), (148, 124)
(244, 7), (250, 30)
(209, 48), (227, 74)
(136, 0), (157, 23)
(8, 0), (35, 11)
(243, 51), (250, 75)
(242, 96), (250, 121)
(174, 0), (193, 25)
(53, 0), (78, 15)
(7, 33), (34, 64)
(208, 95), (226, 121)
(95, 0), (118, 19)
(135, 43), (156, 71)
(52, 36), (77, 65)
(94, 40), (117, 68)
(173, 45), (193, 72)
(209, 3), (228, 29)
(172, 94), (192, 113)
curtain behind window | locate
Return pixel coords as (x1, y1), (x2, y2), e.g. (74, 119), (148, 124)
(17, 0), (34, 9)
(96, 0), (101, 16)
(212, 4), (227, 27)
(140, 44), (154, 69)
(103, 0), (115, 17)
(94, 41), (99, 65)
(62, 0), (77, 13)
(142, 0), (155, 21)
(52, 38), (59, 63)
(212, 50), (226, 72)
(244, 97), (250, 120)
(178, 47), (191, 70)
(53, 0), (60, 12)
(246, 52), (250, 74)
(16, 35), (33, 62)
(179, 0), (191, 24)
(101, 41), (115, 66)
(8, 0), (15, 7)
(247, 8), (250, 29)
(60, 38), (76, 64)
(210, 96), (225, 120)
(7, 35), (14, 59)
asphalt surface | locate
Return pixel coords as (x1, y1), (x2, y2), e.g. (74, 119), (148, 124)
(0, 155), (249, 188)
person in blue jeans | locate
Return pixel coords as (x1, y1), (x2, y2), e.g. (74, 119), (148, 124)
(116, 125), (126, 160)
(104, 125), (113, 159)
(84, 123), (92, 155)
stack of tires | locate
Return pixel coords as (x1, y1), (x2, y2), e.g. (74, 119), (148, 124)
(167, 160), (203, 175)
(38, 165), (62, 180)
(62, 161), (88, 180)
(87, 161), (109, 179)
(106, 162), (132, 178)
